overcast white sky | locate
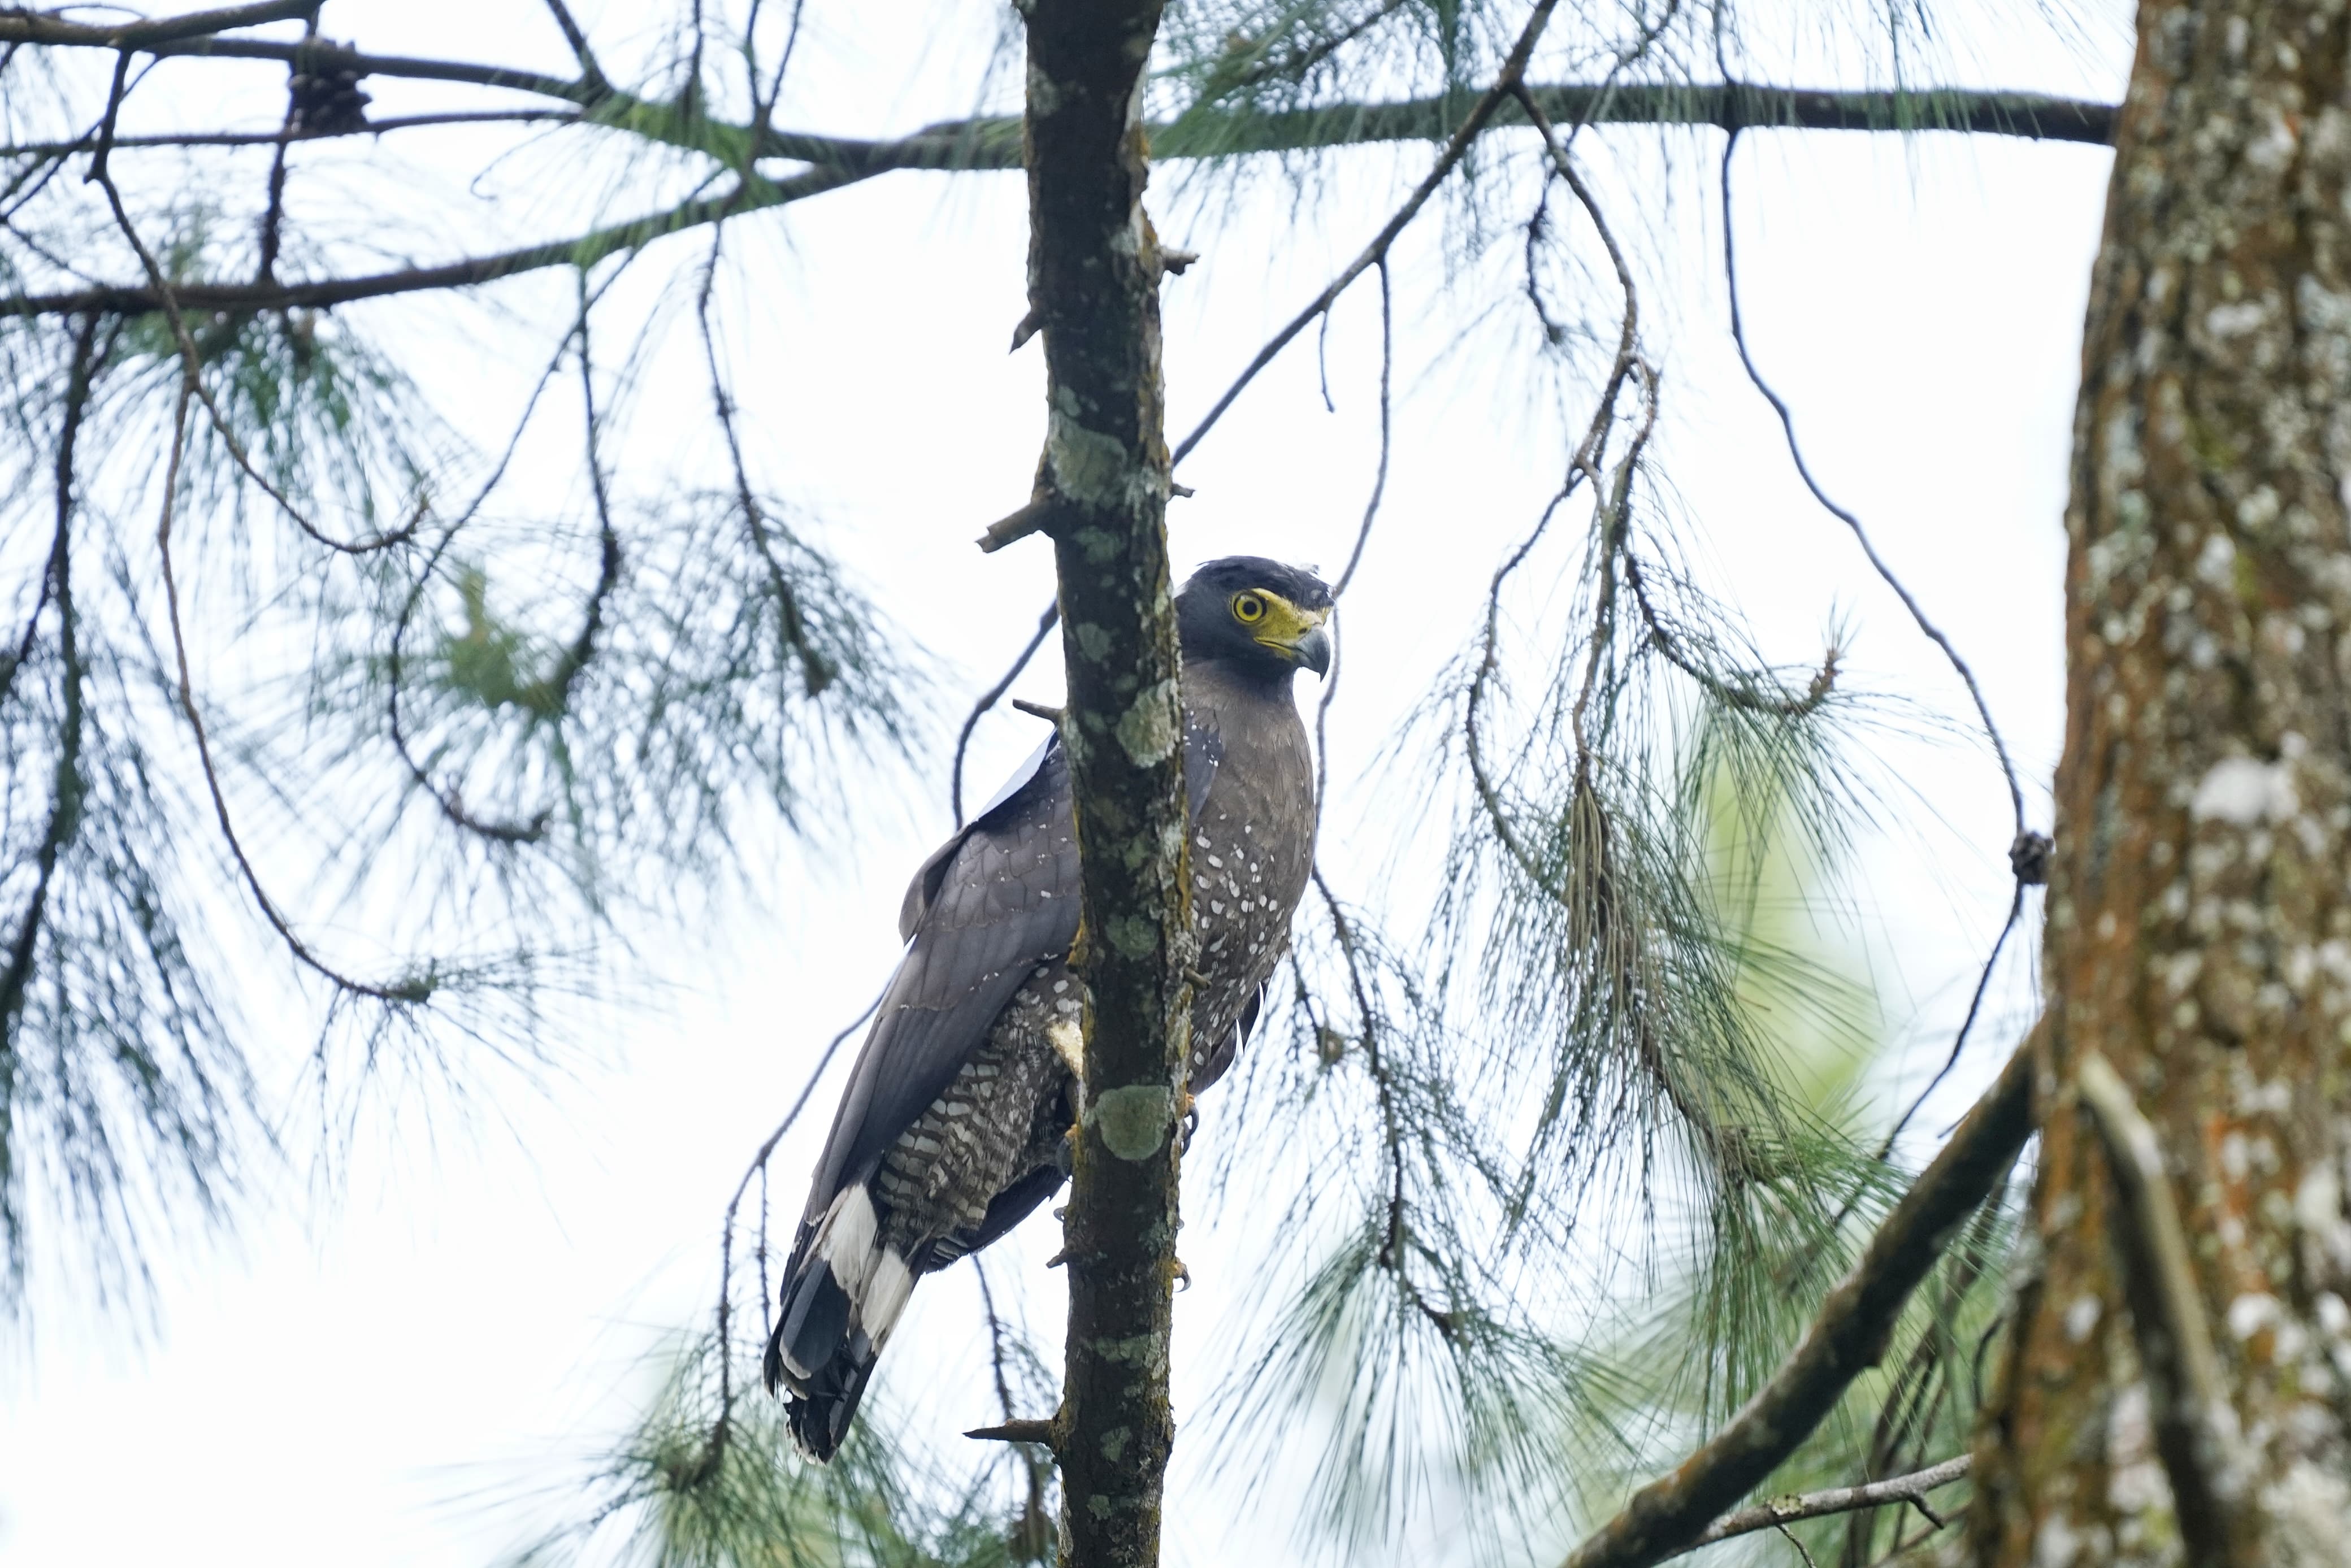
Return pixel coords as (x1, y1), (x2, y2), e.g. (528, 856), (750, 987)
(0, 2), (2127, 1562)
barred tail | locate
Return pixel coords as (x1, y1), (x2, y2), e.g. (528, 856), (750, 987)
(763, 1182), (917, 1462)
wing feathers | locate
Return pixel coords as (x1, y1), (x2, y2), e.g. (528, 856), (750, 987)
(772, 711), (1237, 1461)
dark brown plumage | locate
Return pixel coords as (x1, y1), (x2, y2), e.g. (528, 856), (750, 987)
(765, 557), (1332, 1460)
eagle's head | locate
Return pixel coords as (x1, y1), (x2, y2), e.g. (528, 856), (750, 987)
(1176, 556), (1334, 682)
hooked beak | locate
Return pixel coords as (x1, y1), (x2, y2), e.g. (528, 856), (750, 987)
(1292, 623), (1332, 677)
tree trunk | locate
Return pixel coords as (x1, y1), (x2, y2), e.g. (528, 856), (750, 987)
(1969, 4), (2351, 1563)
(1018, 3), (1185, 1566)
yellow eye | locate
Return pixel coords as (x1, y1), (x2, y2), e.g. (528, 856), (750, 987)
(1231, 592), (1266, 624)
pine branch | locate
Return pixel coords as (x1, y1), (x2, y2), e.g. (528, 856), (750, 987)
(1559, 1024), (2041, 1568)
(10, 14), (2120, 154)
(0, 109), (578, 156)
(19, 0), (2122, 154)
(2, 171), (864, 317)
(1, 74), (2114, 325)
(1672, 1456), (1971, 1558)
(0, 0), (316, 49)
(1159, 81), (2114, 156)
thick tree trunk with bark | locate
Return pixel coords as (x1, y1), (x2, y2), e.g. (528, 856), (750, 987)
(1969, 5), (2351, 1563)
(1018, 2), (1185, 1566)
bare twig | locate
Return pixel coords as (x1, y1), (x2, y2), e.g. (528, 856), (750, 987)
(88, 135), (417, 554)
(8, 167), (891, 320)
(1841, 1171), (2012, 1566)
(977, 496), (1060, 553)
(535, 271), (626, 717)
(1671, 1456), (1972, 1558)
(383, 318), (589, 846)
(1313, 873), (1413, 1279)
(1774, 1522), (1823, 1568)
(1515, 75), (1663, 775)
(251, 9), (320, 284)
(1719, 130), (2025, 842)
(0, 0), (316, 50)
(712, 987), (884, 1423)
(83, 47), (135, 184)
(696, 228), (828, 694)
(1877, 883), (2024, 1156)
(1311, 257), (1390, 824)
(0, 109), (577, 157)
(975, 1255), (1019, 1423)
(1558, 1026), (2039, 1568)
(950, 602), (1059, 828)
(2074, 1054), (2251, 1556)
(1522, 176), (1568, 345)
(1623, 549), (1838, 718)
(1170, 0), (1570, 466)
(1462, 75), (1651, 882)
(967, 1418), (1058, 1447)
(155, 382), (428, 1004)
(539, 0), (608, 95)
(0, 312), (99, 1036)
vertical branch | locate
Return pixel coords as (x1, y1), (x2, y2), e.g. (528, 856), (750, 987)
(254, 9), (319, 284)
(1311, 257), (1390, 822)
(1017, 2), (1183, 1563)
(0, 313), (99, 1048)
(695, 232), (830, 694)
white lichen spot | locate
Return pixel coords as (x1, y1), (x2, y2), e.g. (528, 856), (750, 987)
(2193, 755), (2299, 825)
(2066, 1293), (2103, 1343)
(2228, 1291), (2283, 1343)
(2198, 529), (2241, 585)
(2107, 1384), (2170, 1513)
(2247, 111), (2301, 175)
(2209, 299), (2270, 338)
(2035, 1510), (2084, 1568)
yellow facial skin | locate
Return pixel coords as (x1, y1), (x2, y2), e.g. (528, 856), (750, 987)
(1229, 589), (1332, 663)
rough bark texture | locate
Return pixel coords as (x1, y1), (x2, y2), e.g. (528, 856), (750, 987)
(1969, 6), (2351, 1565)
(1019, 3), (1184, 1565)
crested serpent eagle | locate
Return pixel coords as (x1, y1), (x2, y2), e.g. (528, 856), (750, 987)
(764, 557), (1334, 1460)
